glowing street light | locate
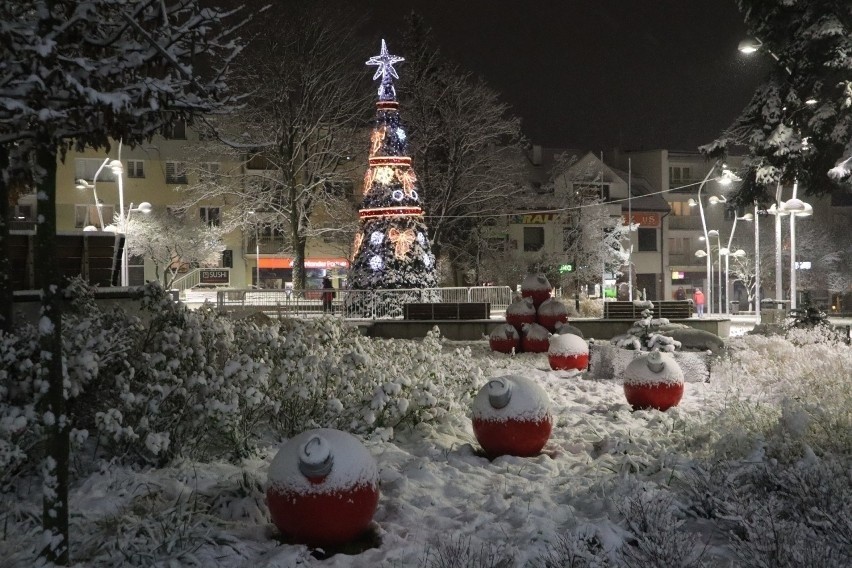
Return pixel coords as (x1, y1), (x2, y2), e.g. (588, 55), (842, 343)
(781, 192), (812, 310)
(687, 163), (739, 314)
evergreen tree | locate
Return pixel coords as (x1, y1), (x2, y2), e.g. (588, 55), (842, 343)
(347, 40), (437, 309)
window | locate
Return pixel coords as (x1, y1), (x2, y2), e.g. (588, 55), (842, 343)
(523, 226), (545, 252)
(221, 249), (233, 268)
(75, 158), (115, 182)
(670, 201), (694, 216)
(200, 162), (220, 182)
(163, 120), (186, 140)
(165, 161), (188, 184)
(75, 204), (115, 229)
(199, 206), (220, 226)
(638, 227), (657, 252)
(126, 160), (144, 178)
(669, 166), (692, 185)
(572, 183), (610, 201)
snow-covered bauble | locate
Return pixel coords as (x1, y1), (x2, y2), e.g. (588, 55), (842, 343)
(416, 232), (425, 245)
(369, 255), (383, 271)
(488, 324), (520, 354)
(267, 429), (379, 546)
(553, 321), (584, 338)
(392, 189), (404, 201)
(422, 253), (433, 267)
(506, 296), (536, 334)
(370, 231), (384, 245)
(548, 333), (589, 371)
(521, 273), (552, 310)
(472, 375), (553, 458)
(521, 322), (550, 353)
(537, 297), (569, 332)
(622, 351), (684, 411)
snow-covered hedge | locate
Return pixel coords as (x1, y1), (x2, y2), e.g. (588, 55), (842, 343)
(0, 282), (484, 473)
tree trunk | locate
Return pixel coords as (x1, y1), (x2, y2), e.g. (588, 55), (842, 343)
(35, 143), (69, 565)
(289, 181), (307, 292)
(0, 145), (13, 333)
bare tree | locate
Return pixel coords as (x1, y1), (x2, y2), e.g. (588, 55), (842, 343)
(401, 14), (526, 284)
(0, 1), (243, 562)
(182, 1), (368, 291)
(126, 211), (226, 289)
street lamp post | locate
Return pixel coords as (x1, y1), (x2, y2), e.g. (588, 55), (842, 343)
(687, 163), (739, 314)
(708, 229), (723, 313)
(781, 181), (812, 310)
(249, 211), (260, 288)
(721, 212), (753, 314)
(74, 157), (111, 230)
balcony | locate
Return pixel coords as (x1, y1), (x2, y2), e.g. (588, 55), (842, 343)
(668, 253), (706, 267)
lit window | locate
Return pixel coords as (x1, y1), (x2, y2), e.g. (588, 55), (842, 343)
(74, 158), (115, 182)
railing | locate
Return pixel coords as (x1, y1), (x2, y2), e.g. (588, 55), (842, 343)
(214, 286), (514, 320)
(170, 268), (203, 296)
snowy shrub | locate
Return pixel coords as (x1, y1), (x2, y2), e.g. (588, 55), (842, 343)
(421, 534), (515, 568)
(610, 310), (681, 352)
(532, 527), (611, 567)
(712, 335), (852, 460)
(0, 327), (42, 488)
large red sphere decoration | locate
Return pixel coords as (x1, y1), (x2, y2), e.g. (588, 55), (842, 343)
(520, 273), (552, 310)
(537, 297), (569, 332)
(623, 382), (684, 411)
(548, 333), (589, 371)
(472, 376), (553, 458)
(489, 324), (521, 354)
(622, 351), (684, 411)
(521, 322), (550, 353)
(266, 429), (379, 547)
(505, 296), (537, 334)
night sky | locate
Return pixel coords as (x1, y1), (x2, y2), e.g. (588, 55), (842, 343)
(339, 0), (770, 153)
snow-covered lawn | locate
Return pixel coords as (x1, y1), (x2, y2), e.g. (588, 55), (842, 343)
(2, 305), (850, 567)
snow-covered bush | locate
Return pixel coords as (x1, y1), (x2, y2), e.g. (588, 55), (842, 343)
(1, 281), (485, 469)
(611, 308), (681, 352)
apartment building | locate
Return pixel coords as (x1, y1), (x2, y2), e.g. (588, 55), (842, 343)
(17, 122), (357, 292)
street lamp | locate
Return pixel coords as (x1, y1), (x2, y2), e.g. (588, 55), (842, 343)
(721, 212), (753, 313)
(781, 192), (812, 310)
(738, 36), (792, 75)
(707, 229), (723, 313)
(687, 163), (739, 314)
(74, 157), (111, 230)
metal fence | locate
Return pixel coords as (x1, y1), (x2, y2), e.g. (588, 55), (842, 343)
(215, 286), (514, 320)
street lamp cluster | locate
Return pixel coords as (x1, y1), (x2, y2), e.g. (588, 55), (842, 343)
(75, 144), (151, 286)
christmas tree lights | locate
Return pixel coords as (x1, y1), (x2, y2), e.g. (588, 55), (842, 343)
(347, 40), (437, 313)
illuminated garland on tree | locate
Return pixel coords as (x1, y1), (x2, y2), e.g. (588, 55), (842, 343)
(347, 40), (437, 294)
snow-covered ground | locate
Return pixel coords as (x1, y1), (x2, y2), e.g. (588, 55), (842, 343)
(2, 315), (850, 567)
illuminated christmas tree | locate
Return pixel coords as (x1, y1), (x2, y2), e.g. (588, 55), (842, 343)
(347, 40), (437, 308)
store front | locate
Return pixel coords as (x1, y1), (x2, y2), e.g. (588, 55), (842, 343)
(254, 257), (350, 291)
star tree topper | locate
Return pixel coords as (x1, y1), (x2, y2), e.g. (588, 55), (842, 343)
(366, 39), (404, 100)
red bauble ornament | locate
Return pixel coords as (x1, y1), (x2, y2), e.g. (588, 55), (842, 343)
(548, 353), (589, 371)
(489, 324), (520, 353)
(547, 334), (588, 371)
(521, 273), (552, 310)
(266, 429), (379, 547)
(622, 351), (685, 411)
(623, 382), (684, 411)
(537, 297), (569, 332)
(471, 376), (552, 458)
(505, 296), (537, 335)
(521, 322), (550, 353)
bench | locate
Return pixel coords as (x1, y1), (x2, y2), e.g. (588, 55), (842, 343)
(603, 301), (693, 320)
(403, 302), (491, 320)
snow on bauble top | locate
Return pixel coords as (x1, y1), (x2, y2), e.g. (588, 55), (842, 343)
(472, 375), (551, 423)
(548, 333), (588, 356)
(623, 351), (684, 386)
(521, 273), (551, 292)
(506, 296), (536, 316)
(538, 297), (568, 317)
(268, 429), (378, 494)
(521, 322), (550, 341)
(489, 324), (520, 340)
